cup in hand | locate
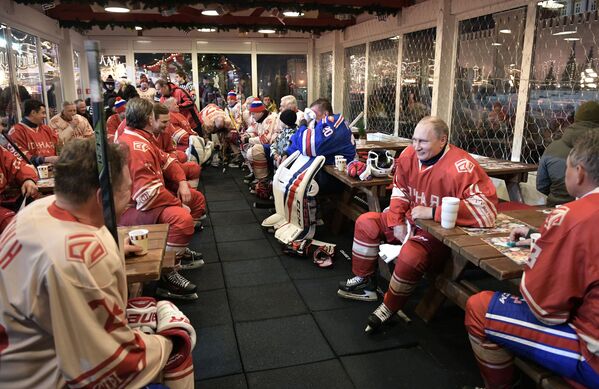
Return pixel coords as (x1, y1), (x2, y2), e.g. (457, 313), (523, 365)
(440, 197), (460, 229)
(335, 155), (347, 172)
(128, 229), (149, 255)
(530, 233), (541, 250)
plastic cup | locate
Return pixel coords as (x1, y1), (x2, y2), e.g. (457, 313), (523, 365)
(441, 197), (460, 229)
(335, 156), (346, 172)
(37, 165), (49, 179)
(128, 229), (149, 255)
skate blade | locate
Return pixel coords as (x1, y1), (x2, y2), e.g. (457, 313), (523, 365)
(337, 289), (378, 302)
(156, 288), (199, 301)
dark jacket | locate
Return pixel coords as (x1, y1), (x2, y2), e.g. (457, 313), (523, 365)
(537, 121), (598, 206)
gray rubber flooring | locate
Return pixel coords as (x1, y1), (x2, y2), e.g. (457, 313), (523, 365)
(179, 165), (485, 388)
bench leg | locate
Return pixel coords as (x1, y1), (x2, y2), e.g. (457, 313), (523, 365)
(330, 189), (353, 233)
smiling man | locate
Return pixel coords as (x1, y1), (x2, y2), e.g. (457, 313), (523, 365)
(337, 116), (499, 333)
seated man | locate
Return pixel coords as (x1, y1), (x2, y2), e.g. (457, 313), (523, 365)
(465, 130), (599, 389)
(337, 116), (498, 333)
(8, 99), (59, 166)
(116, 98), (206, 300)
(163, 97), (198, 152)
(106, 97), (126, 141)
(0, 138), (195, 388)
(537, 100), (599, 206)
(49, 100), (94, 143)
(156, 79), (201, 134)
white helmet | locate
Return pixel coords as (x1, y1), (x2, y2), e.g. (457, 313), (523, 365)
(367, 150), (394, 177)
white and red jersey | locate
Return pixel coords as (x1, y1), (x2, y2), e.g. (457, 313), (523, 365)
(0, 196), (189, 388)
(106, 113), (123, 141)
(387, 145), (498, 228)
(0, 145), (38, 194)
(199, 104), (233, 134)
(48, 113), (94, 142)
(169, 112), (196, 150)
(116, 127), (186, 211)
(247, 112), (280, 145)
(225, 102), (242, 129)
(8, 123), (58, 160)
(520, 189), (599, 371)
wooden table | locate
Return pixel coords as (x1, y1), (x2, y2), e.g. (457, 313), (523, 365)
(413, 208), (545, 322)
(37, 178), (55, 194)
(472, 157), (537, 203)
(356, 139), (412, 154)
(119, 224), (170, 284)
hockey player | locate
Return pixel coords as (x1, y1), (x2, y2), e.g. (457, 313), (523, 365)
(106, 97), (126, 141)
(0, 138), (195, 388)
(199, 103), (238, 166)
(225, 91), (243, 129)
(164, 97), (199, 152)
(337, 116), (498, 333)
(156, 79), (201, 135)
(48, 101), (94, 143)
(464, 130), (599, 389)
(116, 98), (206, 300)
(8, 99), (59, 166)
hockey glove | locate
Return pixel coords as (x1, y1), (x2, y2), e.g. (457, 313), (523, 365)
(156, 301), (197, 371)
(347, 161), (366, 178)
(126, 297), (157, 334)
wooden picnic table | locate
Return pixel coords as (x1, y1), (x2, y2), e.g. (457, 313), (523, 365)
(118, 224), (172, 285)
(356, 139), (412, 153)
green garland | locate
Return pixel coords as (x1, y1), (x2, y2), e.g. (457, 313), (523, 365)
(15, 0), (403, 16)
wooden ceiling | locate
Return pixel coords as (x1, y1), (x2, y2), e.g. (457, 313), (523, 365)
(16, 0), (412, 33)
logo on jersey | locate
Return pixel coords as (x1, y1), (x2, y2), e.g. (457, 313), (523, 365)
(543, 206), (569, 231)
(455, 159), (474, 174)
(66, 233), (107, 265)
(133, 141), (149, 152)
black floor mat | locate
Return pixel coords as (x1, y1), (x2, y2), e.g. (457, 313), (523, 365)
(228, 282), (307, 322)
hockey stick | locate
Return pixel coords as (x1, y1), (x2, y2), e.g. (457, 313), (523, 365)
(86, 41), (118, 243)
(0, 132), (32, 165)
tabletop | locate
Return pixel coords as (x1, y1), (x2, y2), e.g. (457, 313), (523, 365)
(119, 224), (169, 284)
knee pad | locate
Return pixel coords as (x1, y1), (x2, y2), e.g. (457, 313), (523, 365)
(187, 135), (213, 165)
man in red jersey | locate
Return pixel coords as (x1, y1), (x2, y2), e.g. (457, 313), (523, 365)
(155, 79), (201, 135)
(337, 116), (498, 333)
(106, 97), (126, 141)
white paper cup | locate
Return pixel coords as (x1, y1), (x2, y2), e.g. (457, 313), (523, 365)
(37, 165), (49, 179)
(441, 197), (460, 229)
(336, 159), (347, 172)
(128, 229), (149, 255)
(530, 233), (541, 249)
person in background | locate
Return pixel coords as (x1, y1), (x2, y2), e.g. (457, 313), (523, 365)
(102, 75), (118, 107)
(175, 70), (196, 102)
(137, 78), (157, 102)
(48, 101), (94, 144)
(225, 91), (242, 129)
(156, 79), (201, 135)
(200, 76), (220, 109)
(537, 100), (599, 206)
(106, 97), (127, 141)
(75, 99), (93, 126)
(465, 130), (599, 389)
(0, 138), (195, 388)
(263, 95), (278, 113)
(117, 76), (140, 101)
(8, 99), (59, 166)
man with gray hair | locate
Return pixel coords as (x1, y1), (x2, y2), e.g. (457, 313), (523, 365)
(48, 101), (94, 143)
(338, 116), (498, 333)
(465, 130), (599, 389)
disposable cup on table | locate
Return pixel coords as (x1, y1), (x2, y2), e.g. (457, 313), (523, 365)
(441, 197), (460, 229)
(128, 229), (149, 255)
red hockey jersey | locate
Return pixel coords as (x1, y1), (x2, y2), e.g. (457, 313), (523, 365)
(8, 123), (58, 160)
(116, 127), (186, 211)
(169, 112), (195, 150)
(0, 145), (38, 194)
(106, 113), (123, 141)
(520, 189), (599, 371)
(159, 83), (200, 130)
(387, 145), (498, 228)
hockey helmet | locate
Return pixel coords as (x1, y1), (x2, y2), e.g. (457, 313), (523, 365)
(367, 150), (394, 177)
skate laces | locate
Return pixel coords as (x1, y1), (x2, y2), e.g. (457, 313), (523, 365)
(346, 276), (365, 287)
(168, 272), (190, 288)
(372, 304), (393, 322)
(183, 248), (201, 258)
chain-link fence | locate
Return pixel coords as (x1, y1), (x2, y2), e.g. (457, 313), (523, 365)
(319, 51), (333, 102)
(451, 8), (527, 159)
(343, 44), (366, 126)
(366, 38), (398, 134)
(399, 28), (436, 138)
(523, 4), (599, 164)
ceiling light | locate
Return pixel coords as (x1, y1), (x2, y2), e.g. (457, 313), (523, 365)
(283, 11), (303, 17)
(491, 42), (502, 46)
(198, 28), (216, 32)
(105, 6), (130, 13)
(564, 37), (581, 41)
(135, 26), (143, 31)
(197, 41), (209, 44)
(258, 29), (276, 34)
(499, 29), (511, 34)
(202, 9), (219, 16)
(136, 40), (152, 43)
(553, 29), (577, 36)
(537, 0), (565, 9)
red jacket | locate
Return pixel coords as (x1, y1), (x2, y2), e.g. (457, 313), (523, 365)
(160, 83), (200, 131)
(169, 112), (196, 150)
(106, 114), (123, 141)
(0, 145), (38, 195)
(8, 123), (58, 162)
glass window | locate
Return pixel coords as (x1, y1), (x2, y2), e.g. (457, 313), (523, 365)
(257, 54), (307, 111)
(41, 39), (61, 116)
(451, 8), (527, 160)
(399, 28), (436, 138)
(591, 0), (597, 11)
(73, 50), (83, 100)
(99, 55), (126, 82)
(134, 52), (193, 97)
(523, 2), (599, 163)
(319, 51), (333, 102)
(197, 53), (252, 106)
(574, 0), (582, 14)
(366, 38), (399, 134)
(343, 44), (366, 125)
(0, 24), (15, 123)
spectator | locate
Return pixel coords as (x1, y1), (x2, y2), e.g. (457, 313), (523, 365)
(106, 97), (127, 141)
(200, 75), (221, 109)
(137, 80), (156, 102)
(74, 98), (93, 126)
(175, 70), (196, 102)
(263, 95), (278, 113)
(102, 75), (118, 107)
(48, 101), (94, 143)
(537, 100), (599, 206)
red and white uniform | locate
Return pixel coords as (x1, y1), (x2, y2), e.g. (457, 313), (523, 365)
(150, 126), (201, 183)
(225, 102), (243, 129)
(352, 145), (498, 312)
(106, 113), (123, 141)
(159, 83), (200, 132)
(48, 113), (94, 142)
(199, 104), (233, 135)
(116, 127), (206, 249)
(169, 112), (197, 152)
(0, 196), (193, 388)
(246, 112), (279, 145)
(8, 123), (58, 161)
(0, 146), (38, 233)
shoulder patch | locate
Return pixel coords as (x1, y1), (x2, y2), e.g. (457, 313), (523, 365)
(543, 206), (569, 231)
(455, 158), (475, 174)
(65, 233), (107, 266)
(133, 141), (149, 152)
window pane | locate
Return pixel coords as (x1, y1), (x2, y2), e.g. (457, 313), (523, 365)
(41, 39), (61, 116)
(197, 53), (252, 107)
(73, 50), (83, 100)
(99, 55), (126, 82)
(399, 28), (436, 138)
(0, 24), (15, 123)
(257, 54), (308, 110)
(11, 28), (43, 105)
(134, 52), (193, 98)
(344, 44), (366, 125)
(524, 3), (599, 163)
(319, 51), (333, 102)
(451, 7), (527, 160)
(367, 38), (399, 135)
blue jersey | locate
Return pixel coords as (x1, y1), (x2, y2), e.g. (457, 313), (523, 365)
(286, 114), (356, 165)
